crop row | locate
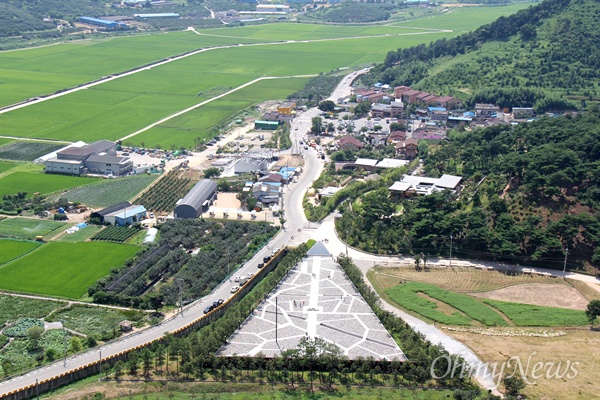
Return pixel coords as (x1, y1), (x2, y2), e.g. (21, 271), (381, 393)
(91, 226), (141, 242)
(137, 170), (192, 212)
(0, 141), (65, 162)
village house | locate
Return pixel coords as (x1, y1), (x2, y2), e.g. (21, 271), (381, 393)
(338, 135), (364, 151)
(395, 138), (418, 159)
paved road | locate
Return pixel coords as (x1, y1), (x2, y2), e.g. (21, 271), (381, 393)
(0, 87), (327, 398)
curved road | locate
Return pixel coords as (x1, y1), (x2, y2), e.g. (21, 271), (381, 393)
(3, 69), (597, 396)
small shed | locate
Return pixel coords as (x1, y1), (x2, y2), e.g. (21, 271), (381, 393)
(119, 320), (133, 332)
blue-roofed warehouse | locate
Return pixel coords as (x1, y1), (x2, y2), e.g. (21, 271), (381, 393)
(104, 205), (147, 226)
(79, 17), (121, 29)
(174, 179), (217, 219)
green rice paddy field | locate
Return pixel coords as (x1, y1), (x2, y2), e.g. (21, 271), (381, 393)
(0, 242), (139, 299)
(0, 32), (270, 107)
(0, 239), (41, 265)
(0, 160), (18, 174)
(0, 218), (65, 240)
(0, 170), (100, 199)
(0, 5), (531, 148)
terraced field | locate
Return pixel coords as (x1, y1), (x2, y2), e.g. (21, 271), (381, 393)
(373, 266), (564, 292)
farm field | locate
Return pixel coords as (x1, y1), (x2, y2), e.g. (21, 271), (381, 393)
(138, 77), (309, 148)
(0, 31), (454, 144)
(372, 267), (592, 327)
(46, 304), (143, 339)
(54, 224), (102, 243)
(0, 32), (270, 107)
(91, 226), (141, 243)
(447, 329), (599, 400)
(0, 138), (14, 147)
(385, 282), (508, 326)
(0, 294), (65, 325)
(0, 218), (65, 240)
(0, 160), (18, 174)
(373, 265), (565, 292)
(483, 299), (588, 326)
(136, 169), (193, 212)
(0, 239), (40, 265)
(0, 242), (139, 298)
(0, 169), (101, 199)
(62, 174), (158, 207)
(393, 3), (533, 32)
(0, 141), (66, 162)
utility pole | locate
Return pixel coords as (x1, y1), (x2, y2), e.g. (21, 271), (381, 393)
(61, 319), (67, 367)
(563, 246), (568, 277)
(345, 229), (349, 257)
(177, 278), (184, 316)
(99, 350), (102, 381)
(449, 234), (453, 269)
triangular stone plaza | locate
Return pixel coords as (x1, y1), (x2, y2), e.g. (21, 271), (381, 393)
(218, 242), (406, 361)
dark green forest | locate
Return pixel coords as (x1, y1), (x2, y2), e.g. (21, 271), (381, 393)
(366, 0), (600, 111)
(335, 110), (600, 272)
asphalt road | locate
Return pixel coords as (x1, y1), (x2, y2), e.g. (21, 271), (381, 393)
(0, 84), (329, 398)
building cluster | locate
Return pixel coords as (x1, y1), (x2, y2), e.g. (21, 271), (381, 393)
(262, 101), (297, 124)
(45, 140), (132, 176)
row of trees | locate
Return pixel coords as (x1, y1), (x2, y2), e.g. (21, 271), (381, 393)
(104, 248), (483, 395)
(90, 219), (278, 309)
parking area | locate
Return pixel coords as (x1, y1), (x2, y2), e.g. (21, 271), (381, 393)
(218, 242), (406, 361)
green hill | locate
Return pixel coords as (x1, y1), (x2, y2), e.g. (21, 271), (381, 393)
(367, 0), (600, 111)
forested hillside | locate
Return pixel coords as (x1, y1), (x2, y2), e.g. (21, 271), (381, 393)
(367, 0), (600, 110)
(336, 110), (600, 273)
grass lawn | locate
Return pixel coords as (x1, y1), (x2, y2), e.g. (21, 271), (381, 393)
(62, 174), (158, 207)
(385, 282), (507, 326)
(0, 239), (41, 265)
(483, 299), (589, 326)
(0, 294), (64, 325)
(0, 218), (66, 240)
(0, 242), (139, 299)
(0, 170), (101, 199)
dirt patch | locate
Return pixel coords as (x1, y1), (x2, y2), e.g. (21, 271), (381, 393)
(213, 192), (241, 209)
(274, 154), (304, 168)
(472, 283), (589, 310)
(446, 329), (600, 400)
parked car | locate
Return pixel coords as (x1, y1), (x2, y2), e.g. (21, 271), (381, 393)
(263, 255), (272, 263)
(230, 286), (240, 293)
(257, 262), (265, 268)
(204, 306), (213, 314)
(247, 273), (254, 279)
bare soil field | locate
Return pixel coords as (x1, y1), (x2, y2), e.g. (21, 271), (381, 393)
(446, 329), (600, 400)
(213, 192), (241, 209)
(373, 266), (566, 293)
(472, 283), (589, 310)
